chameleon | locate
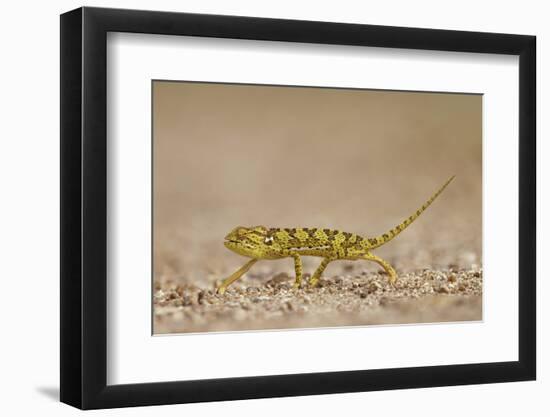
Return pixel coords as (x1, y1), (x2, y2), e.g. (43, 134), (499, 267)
(217, 175), (455, 295)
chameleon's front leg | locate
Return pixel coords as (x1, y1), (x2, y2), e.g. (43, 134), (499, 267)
(217, 259), (258, 295)
(362, 252), (397, 285)
(309, 256), (336, 287)
(289, 251), (303, 289)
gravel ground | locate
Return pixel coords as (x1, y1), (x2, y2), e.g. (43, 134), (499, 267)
(153, 267), (482, 334)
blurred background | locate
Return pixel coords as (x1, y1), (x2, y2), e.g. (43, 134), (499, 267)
(153, 81), (481, 288)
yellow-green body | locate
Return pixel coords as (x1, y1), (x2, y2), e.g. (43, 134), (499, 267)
(217, 176), (455, 294)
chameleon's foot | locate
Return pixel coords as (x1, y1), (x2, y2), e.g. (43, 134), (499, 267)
(387, 271), (398, 287)
(292, 281), (302, 290)
(308, 278), (320, 288)
(361, 252), (397, 288)
(309, 256), (334, 288)
(216, 259), (258, 296)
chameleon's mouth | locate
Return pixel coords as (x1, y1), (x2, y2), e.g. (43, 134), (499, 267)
(224, 238), (255, 252)
(224, 239), (243, 249)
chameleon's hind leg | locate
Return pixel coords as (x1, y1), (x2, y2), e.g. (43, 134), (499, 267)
(309, 256), (336, 287)
(362, 252), (397, 285)
(289, 252), (303, 289)
(217, 259), (258, 295)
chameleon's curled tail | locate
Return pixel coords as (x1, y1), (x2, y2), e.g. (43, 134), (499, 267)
(365, 175), (455, 249)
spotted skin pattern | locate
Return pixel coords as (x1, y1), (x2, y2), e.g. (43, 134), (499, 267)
(217, 176), (455, 295)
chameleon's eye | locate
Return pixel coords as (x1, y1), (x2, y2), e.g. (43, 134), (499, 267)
(264, 236), (274, 245)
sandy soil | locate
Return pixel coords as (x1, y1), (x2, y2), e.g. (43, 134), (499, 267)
(152, 82), (482, 334)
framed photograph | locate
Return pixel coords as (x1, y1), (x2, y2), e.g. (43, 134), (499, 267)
(60, 6), (536, 409)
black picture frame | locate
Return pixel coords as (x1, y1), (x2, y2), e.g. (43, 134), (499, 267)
(60, 6), (536, 410)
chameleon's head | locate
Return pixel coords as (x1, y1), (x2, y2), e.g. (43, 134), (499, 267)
(224, 225), (271, 259)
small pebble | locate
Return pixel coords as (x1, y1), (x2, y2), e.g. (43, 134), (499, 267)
(197, 291), (205, 305)
(266, 273), (291, 287)
(437, 284), (450, 294)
